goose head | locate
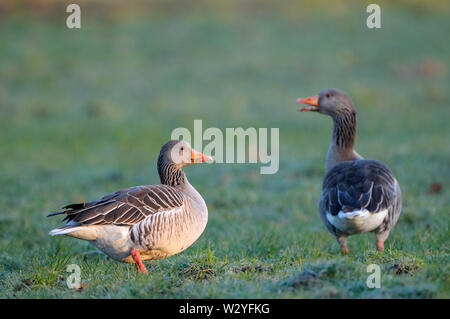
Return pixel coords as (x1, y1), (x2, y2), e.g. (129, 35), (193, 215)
(159, 140), (212, 169)
(296, 88), (355, 117)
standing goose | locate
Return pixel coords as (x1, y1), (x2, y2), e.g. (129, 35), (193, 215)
(48, 140), (212, 273)
(296, 89), (402, 254)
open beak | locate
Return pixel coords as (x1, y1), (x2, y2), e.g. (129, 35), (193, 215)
(191, 149), (213, 163)
(296, 95), (319, 112)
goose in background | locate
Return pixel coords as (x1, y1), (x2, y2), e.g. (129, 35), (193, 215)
(48, 140), (212, 273)
(297, 89), (402, 254)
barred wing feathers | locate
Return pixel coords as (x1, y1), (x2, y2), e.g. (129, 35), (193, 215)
(322, 159), (397, 216)
(48, 185), (185, 227)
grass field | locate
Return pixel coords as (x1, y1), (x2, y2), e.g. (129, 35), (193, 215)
(0, 1), (449, 298)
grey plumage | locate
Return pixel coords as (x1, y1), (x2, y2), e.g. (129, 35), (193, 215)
(321, 159), (402, 240)
(298, 88), (402, 253)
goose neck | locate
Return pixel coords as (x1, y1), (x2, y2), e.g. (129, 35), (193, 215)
(325, 110), (362, 172)
(158, 160), (187, 187)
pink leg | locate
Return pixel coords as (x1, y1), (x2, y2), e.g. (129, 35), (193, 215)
(341, 244), (349, 255)
(130, 248), (148, 274)
(376, 240), (384, 252)
(338, 236), (349, 255)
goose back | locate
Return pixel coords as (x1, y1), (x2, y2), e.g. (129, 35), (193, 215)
(320, 159), (402, 237)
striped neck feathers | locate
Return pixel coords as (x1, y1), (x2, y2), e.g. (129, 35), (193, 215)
(157, 157), (187, 186)
(331, 108), (357, 153)
(325, 108), (362, 171)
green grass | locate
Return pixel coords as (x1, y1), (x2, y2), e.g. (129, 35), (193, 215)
(0, 1), (449, 298)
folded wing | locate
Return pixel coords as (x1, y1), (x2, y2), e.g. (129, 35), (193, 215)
(322, 159), (397, 216)
(48, 185), (185, 226)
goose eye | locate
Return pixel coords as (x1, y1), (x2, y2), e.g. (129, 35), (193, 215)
(325, 93), (331, 98)
(180, 147), (184, 152)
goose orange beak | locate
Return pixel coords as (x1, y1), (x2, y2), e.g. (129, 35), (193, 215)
(191, 149), (213, 163)
(296, 95), (319, 111)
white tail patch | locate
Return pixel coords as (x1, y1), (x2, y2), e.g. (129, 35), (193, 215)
(49, 225), (100, 241)
(327, 209), (388, 234)
(49, 227), (82, 236)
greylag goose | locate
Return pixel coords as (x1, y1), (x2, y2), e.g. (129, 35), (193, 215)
(297, 89), (402, 254)
(48, 140), (212, 273)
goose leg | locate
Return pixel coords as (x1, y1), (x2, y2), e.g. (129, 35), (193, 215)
(130, 248), (148, 274)
(338, 236), (349, 255)
(375, 231), (389, 252)
(376, 240), (384, 252)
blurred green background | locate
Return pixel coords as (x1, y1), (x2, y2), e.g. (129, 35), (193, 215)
(0, 0), (448, 298)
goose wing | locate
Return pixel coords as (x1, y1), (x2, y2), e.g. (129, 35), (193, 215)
(320, 159), (401, 234)
(48, 185), (185, 226)
(322, 159), (397, 215)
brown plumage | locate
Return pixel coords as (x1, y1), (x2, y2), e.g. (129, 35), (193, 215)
(48, 140), (212, 274)
(48, 185), (185, 226)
